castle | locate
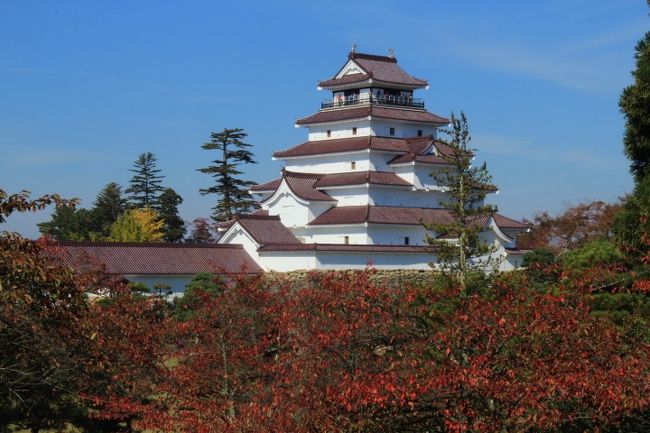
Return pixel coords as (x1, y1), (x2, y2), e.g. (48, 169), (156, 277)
(217, 51), (529, 272)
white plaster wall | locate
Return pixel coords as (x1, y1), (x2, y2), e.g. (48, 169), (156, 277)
(324, 188), (370, 206)
(392, 168), (415, 189)
(308, 119), (371, 141)
(259, 252), (317, 272)
(284, 153), (371, 173)
(264, 189), (312, 227)
(370, 119), (439, 139)
(367, 225), (430, 245)
(294, 225), (370, 244)
(316, 252), (433, 270)
(217, 225), (263, 268)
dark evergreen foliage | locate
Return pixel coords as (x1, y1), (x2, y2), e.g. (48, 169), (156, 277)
(91, 182), (127, 236)
(126, 152), (165, 208)
(197, 128), (257, 222)
(619, 2), (650, 183)
(37, 206), (98, 240)
(156, 187), (186, 243)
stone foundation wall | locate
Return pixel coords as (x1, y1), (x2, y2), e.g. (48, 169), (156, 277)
(261, 269), (440, 290)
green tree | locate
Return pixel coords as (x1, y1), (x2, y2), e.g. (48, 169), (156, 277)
(619, 1), (650, 183)
(91, 182), (127, 236)
(126, 152), (165, 208)
(424, 112), (498, 293)
(614, 176), (650, 266)
(107, 208), (165, 242)
(38, 205), (99, 240)
(197, 128), (257, 222)
(156, 187), (186, 243)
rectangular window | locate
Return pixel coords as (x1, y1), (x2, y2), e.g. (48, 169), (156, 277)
(327, 130), (331, 137)
(352, 127), (357, 135)
(417, 129), (423, 137)
(344, 236), (350, 245)
(404, 236), (410, 245)
(351, 161), (356, 170)
(389, 127), (395, 136)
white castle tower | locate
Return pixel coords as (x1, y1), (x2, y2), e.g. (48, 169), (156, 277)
(218, 51), (528, 271)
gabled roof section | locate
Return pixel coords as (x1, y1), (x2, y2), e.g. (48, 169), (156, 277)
(273, 136), (414, 158)
(54, 242), (263, 275)
(250, 178), (282, 193)
(314, 171), (412, 188)
(389, 138), (453, 166)
(227, 214), (301, 245)
(295, 105), (449, 126)
(282, 170), (336, 202)
(318, 52), (428, 89)
(308, 205), (456, 226)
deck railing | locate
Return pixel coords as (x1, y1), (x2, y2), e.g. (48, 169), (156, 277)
(321, 94), (425, 110)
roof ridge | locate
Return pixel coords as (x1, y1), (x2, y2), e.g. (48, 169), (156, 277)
(349, 51), (397, 63)
(58, 241), (243, 249)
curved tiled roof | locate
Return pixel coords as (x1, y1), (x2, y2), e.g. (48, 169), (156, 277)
(283, 172), (336, 202)
(314, 171), (412, 188)
(319, 52), (428, 89)
(54, 242), (262, 275)
(259, 243), (434, 253)
(307, 205), (456, 226)
(273, 136), (414, 158)
(230, 214), (301, 245)
(250, 178), (282, 192)
(295, 106), (448, 126)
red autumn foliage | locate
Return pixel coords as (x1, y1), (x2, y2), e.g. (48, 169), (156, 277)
(87, 271), (650, 433)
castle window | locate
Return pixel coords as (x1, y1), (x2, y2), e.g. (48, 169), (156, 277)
(352, 127), (357, 135)
(344, 236), (350, 245)
(404, 236), (410, 245)
(389, 127), (395, 136)
(417, 129), (423, 137)
(327, 130), (331, 137)
(351, 161), (356, 170)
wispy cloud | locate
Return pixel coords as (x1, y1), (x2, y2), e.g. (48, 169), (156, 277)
(474, 134), (625, 170)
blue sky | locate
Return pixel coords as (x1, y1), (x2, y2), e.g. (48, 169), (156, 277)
(1, 0), (647, 237)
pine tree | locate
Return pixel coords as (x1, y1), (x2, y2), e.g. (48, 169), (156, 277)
(156, 188), (186, 243)
(197, 128), (257, 222)
(424, 112), (498, 293)
(619, 2), (650, 183)
(91, 182), (127, 236)
(126, 152), (165, 208)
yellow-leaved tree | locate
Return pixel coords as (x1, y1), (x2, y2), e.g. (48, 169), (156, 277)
(107, 208), (165, 242)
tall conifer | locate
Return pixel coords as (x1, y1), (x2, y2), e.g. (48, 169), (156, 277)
(197, 128), (257, 222)
(126, 152), (165, 208)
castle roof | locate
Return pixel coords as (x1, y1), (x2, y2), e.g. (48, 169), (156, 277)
(258, 243), (433, 253)
(252, 170), (413, 195)
(313, 171), (412, 188)
(307, 205), (527, 231)
(295, 105), (448, 126)
(272, 135), (438, 159)
(54, 242), (263, 275)
(318, 52), (428, 89)
(307, 205), (456, 226)
(222, 214), (302, 245)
